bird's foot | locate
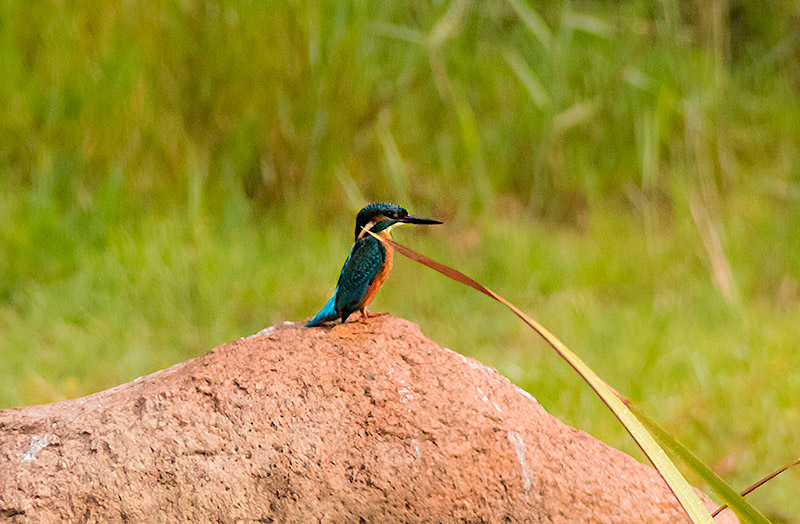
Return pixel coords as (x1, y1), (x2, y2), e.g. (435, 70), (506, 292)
(359, 311), (388, 323)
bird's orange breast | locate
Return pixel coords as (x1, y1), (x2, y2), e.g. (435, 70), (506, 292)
(358, 231), (394, 311)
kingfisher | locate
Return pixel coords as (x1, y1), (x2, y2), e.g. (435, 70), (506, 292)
(306, 202), (442, 327)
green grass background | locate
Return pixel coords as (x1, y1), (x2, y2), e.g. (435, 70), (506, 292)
(1, 0), (799, 520)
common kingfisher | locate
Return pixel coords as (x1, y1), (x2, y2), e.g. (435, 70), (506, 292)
(306, 202), (442, 327)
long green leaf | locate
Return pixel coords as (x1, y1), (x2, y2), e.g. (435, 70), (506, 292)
(368, 230), (715, 523)
(617, 394), (771, 523)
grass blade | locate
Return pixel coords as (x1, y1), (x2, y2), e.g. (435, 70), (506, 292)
(712, 459), (800, 518)
(562, 12), (614, 39)
(377, 115), (411, 204)
(503, 49), (552, 111)
(551, 100), (599, 135)
(368, 230), (716, 524)
(616, 393), (771, 523)
(371, 23), (426, 45)
(506, 0), (553, 51)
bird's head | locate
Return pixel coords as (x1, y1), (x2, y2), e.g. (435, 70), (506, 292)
(354, 202), (442, 240)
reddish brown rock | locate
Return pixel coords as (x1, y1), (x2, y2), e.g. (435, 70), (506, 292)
(0, 317), (735, 523)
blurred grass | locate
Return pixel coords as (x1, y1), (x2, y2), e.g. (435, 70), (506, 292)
(1, 0), (800, 520)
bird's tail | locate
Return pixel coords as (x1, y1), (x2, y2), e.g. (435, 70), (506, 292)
(306, 292), (338, 327)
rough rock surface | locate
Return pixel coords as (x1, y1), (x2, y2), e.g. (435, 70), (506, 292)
(0, 317), (735, 523)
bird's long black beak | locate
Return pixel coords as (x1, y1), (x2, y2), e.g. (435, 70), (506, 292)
(398, 215), (443, 226)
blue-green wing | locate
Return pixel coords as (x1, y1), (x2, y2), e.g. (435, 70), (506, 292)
(335, 237), (385, 320)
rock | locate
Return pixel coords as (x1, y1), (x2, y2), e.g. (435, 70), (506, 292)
(0, 317), (736, 523)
